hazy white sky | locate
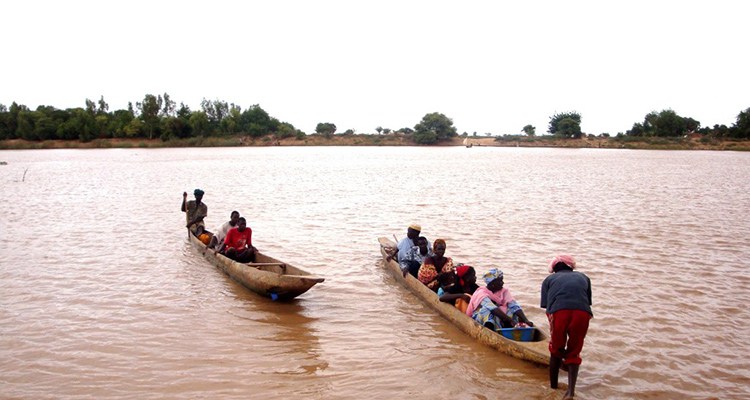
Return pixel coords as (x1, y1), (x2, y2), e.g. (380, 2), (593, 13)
(2, 0), (748, 135)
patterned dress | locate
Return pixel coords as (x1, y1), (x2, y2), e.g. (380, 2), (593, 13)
(418, 256), (454, 291)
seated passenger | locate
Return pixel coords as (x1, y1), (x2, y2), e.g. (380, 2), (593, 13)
(455, 265), (479, 295)
(396, 224), (432, 277)
(209, 210), (240, 249)
(400, 236), (433, 278)
(418, 239), (454, 291)
(437, 265), (479, 313)
(465, 268), (534, 330)
(218, 217), (257, 263)
(437, 272), (471, 311)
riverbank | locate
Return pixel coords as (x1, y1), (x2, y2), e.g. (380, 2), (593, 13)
(1, 134), (749, 151)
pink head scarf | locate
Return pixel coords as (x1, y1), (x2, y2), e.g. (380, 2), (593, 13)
(548, 255), (576, 273)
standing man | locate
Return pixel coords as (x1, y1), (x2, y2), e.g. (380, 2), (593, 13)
(541, 255), (593, 399)
(182, 189), (207, 236)
(219, 217), (257, 263)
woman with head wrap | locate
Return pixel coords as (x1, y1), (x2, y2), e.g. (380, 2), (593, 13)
(454, 265), (479, 295)
(465, 268), (534, 330)
(540, 255), (592, 399)
(417, 238), (454, 291)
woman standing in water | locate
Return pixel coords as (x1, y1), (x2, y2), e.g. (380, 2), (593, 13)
(541, 255), (593, 399)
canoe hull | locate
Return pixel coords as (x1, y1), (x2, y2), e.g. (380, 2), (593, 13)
(378, 237), (550, 365)
(190, 233), (324, 300)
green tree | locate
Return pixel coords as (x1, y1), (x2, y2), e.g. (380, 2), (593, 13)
(109, 109), (134, 138)
(0, 104), (10, 140)
(33, 106), (65, 140)
(124, 118), (144, 137)
(710, 124), (730, 138)
(137, 94), (162, 139)
(522, 124), (536, 136)
(315, 122), (337, 138)
(548, 112), (582, 137)
(161, 92), (176, 117)
(17, 109), (37, 140)
(240, 104), (272, 137)
(413, 112), (457, 144)
(629, 109), (700, 137)
(627, 122), (646, 136)
(557, 117), (582, 139)
(653, 109), (685, 137)
(97, 96), (109, 115)
(274, 122), (298, 139)
(730, 107), (750, 139)
(201, 98), (229, 134)
(189, 111), (210, 136)
(61, 107), (97, 142)
(375, 126), (383, 134)
(5, 102), (21, 139)
(220, 104), (242, 134)
(160, 116), (192, 141)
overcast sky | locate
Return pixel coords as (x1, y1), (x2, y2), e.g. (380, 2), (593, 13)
(2, 0), (748, 135)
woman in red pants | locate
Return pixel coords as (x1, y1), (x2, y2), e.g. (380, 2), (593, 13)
(541, 255), (593, 399)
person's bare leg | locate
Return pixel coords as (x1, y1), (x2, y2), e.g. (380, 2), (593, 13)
(563, 364), (579, 399)
(549, 356), (562, 389)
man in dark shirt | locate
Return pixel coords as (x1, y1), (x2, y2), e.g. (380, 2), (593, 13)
(541, 255), (593, 399)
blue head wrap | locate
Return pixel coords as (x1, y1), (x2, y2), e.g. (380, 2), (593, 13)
(483, 268), (504, 285)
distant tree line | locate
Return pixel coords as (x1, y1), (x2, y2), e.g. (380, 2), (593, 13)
(625, 108), (750, 139)
(2, 94), (748, 144)
(519, 107), (750, 139)
(0, 93), (304, 142)
(316, 112), (458, 144)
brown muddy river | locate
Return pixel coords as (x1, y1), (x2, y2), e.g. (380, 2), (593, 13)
(1, 146), (748, 399)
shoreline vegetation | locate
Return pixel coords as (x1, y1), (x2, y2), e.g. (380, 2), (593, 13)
(2, 134), (749, 151)
(2, 94), (748, 151)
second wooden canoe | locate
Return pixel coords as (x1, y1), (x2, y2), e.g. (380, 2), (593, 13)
(378, 236), (550, 365)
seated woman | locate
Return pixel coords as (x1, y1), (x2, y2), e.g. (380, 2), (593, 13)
(437, 265), (479, 313)
(455, 265), (479, 295)
(418, 239), (454, 291)
(465, 268), (534, 330)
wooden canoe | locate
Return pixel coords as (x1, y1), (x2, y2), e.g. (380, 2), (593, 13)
(378, 237), (550, 365)
(189, 232), (324, 301)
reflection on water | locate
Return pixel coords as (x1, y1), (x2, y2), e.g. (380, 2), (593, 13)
(1, 147), (749, 399)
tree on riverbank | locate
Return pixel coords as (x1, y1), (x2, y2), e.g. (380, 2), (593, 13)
(626, 109), (700, 137)
(413, 112), (457, 144)
(728, 107), (750, 139)
(522, 124), (536, 136)
(548, 112), (582, 138)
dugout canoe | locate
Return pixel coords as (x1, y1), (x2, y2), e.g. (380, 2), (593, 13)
(189, 232), (324, 300)
(378, 236), (550, 365)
